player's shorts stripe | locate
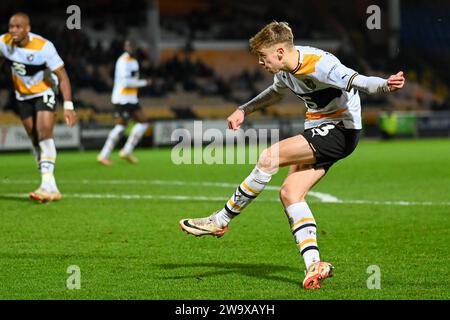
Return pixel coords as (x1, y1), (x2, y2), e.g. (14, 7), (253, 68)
(345, 72), (359, 92)
(237, 186), (256, 199)
(292, 223), (317, 235)
(224, 204), (239, 216)
(291, 218), (315, 231)
(241, 182), (260, 195)
(308, 142), (317, 153)
(300, 246), (320, 256)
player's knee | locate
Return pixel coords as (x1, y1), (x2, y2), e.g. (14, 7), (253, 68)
(37, 128), (52, 141)
(112, 124), (125, 135)
(257, 147), (279, 173)
(22, 121), (35, 136)
(279, 184), (307, 206)
(24, 127), (34, 136)
(107, 126), (124, 143)
(279, 184), (295, 205)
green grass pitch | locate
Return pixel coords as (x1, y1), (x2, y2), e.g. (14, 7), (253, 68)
(0, 138), (449, 299)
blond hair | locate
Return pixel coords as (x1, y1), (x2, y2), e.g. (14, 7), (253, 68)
(249, 21), (294, 54)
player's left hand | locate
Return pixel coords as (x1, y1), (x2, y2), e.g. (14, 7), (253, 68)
(387, 71), (405, 92)
(64, 109), (77, 127)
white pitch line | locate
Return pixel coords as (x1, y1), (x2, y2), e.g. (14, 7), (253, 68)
(1, 192), (449, 206)
(0, 179), (339, 203)
(1, 193), (278, 202)
(332, 199), (450, 206)
(1, 179), (449, 206)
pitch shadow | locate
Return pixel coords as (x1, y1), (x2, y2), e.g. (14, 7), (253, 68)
(0, 195), (31, 203)
(156, 262), (300, 286)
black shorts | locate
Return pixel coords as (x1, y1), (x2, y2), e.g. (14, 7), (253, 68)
(114, 103), (141, 120)
(302, 122), (361, 171)
(16, 93), (57, 120)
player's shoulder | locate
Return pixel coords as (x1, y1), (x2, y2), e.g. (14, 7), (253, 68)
(0, 33), (12, 46)
(291, 45), (326, 77)
(306, 48), (342, 76)
(298, 45), (338, 60)
(29, 32), (48, 42)
(118, 52), (135, 63)
(0, 32), (54, 48)
(29, 32), (49, 45)
(28, 32), (58, 52)
(297, 45), (325, 55)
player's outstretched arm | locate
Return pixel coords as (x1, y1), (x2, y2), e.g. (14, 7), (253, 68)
(54, 66), (77, 127)
(123, 77), (149, 88)
(351, 71), (405, 94)
(227, 86), (284, 130)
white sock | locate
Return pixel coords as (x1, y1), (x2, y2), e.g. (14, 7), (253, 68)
(122, 123), (148, 154)
(39, 138), (58, 192)
(285, 201), (320, 269)
(215, 166), (272, 227)
(99, 124), (125, 159)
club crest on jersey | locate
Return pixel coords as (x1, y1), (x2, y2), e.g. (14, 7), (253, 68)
(26, 54), (34, 62)
(303, 79), (316, 90)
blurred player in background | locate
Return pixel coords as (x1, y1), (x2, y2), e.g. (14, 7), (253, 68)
(97, 39), (151, 166)
(180, 22), (405, 289)
(0, 12), (77, 203)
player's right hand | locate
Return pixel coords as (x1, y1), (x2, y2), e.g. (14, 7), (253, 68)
(64, 109), (77, 128)
(227, 109), (245, 130)
(387, 71), (405, 91)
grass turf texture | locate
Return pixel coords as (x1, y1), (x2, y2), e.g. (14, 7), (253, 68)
(0, 139), (449, 299)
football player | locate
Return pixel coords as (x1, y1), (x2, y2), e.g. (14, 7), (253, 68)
(97, 39), (151, 165)
(0, 12), (77, 203)
(180, 21), (405, 289)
